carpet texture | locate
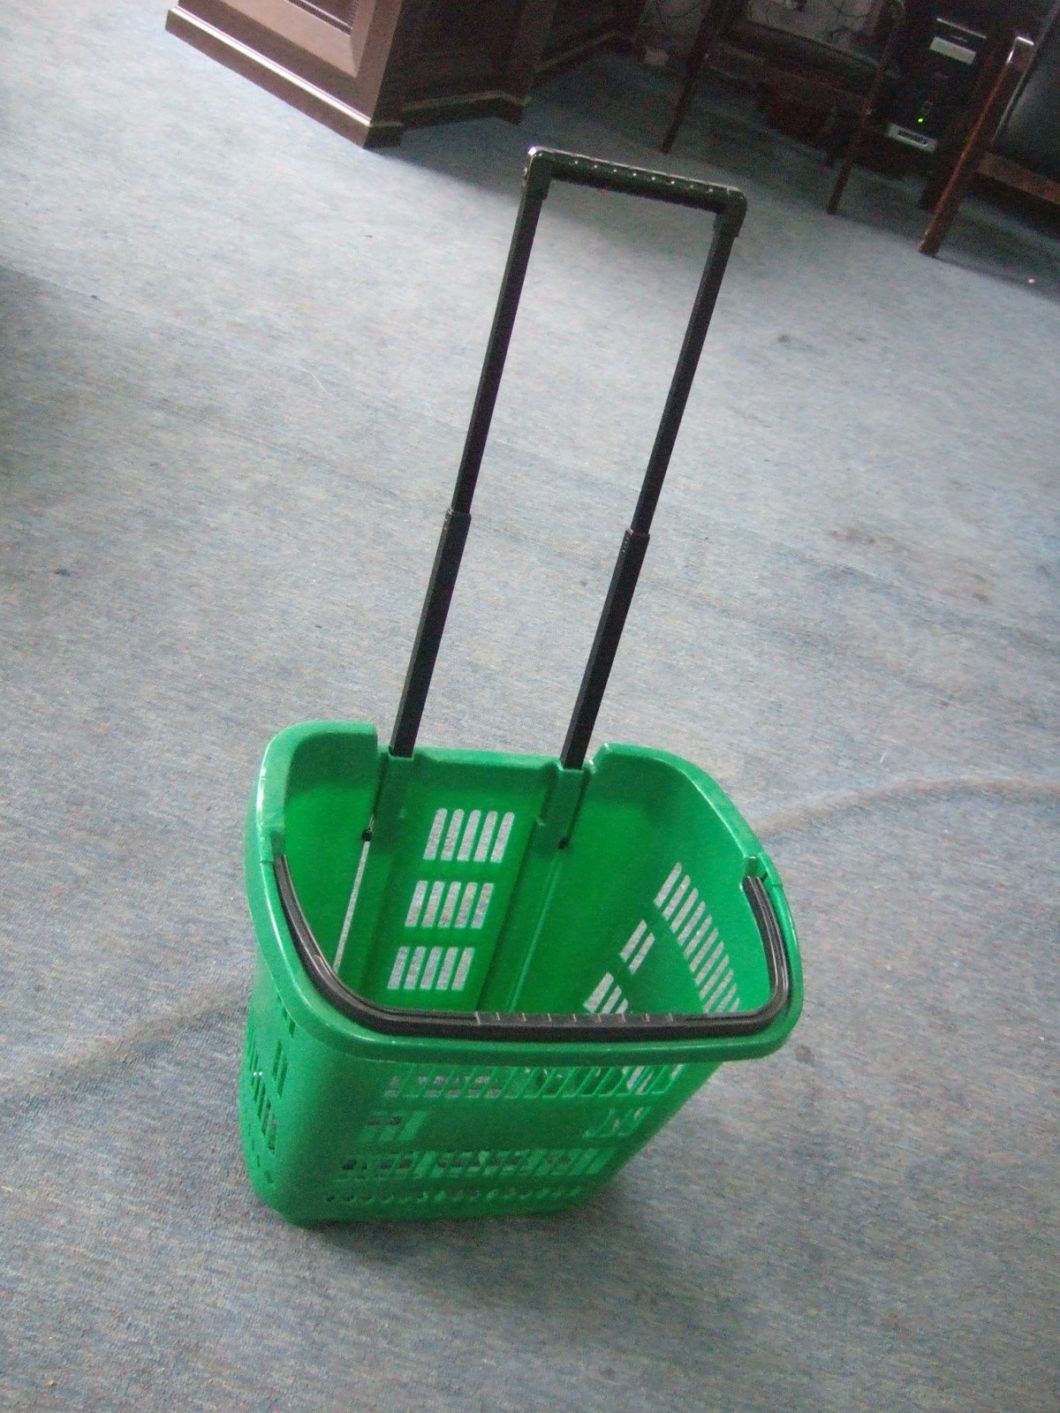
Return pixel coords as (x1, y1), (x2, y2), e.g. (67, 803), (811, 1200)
(1, 2), (1058, 1409)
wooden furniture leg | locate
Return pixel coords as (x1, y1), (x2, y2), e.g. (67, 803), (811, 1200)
(919, 34), (1034, 255)
(826, 0), (906, 215)
(659, 0), (737, 153)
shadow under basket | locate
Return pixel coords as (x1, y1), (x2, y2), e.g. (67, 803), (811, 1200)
(241, 723), (802, 1224)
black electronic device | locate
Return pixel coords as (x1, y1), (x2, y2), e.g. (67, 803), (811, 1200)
(887, 13), (988, 151)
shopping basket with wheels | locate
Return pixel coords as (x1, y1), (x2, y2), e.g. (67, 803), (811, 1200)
(241, 147), (803, 1224)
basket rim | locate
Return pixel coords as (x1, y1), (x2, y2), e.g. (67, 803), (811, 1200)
(248, 724), (803, 1061)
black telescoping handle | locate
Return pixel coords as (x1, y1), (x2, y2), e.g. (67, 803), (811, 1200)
(390, 147), (746, 766)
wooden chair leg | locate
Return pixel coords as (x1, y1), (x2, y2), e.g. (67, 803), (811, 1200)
(660, 1), (731, 154)
(827, 6), (905, 215)
(919, 144), (987, 253)
(919, 36), (1012, 209)
(919, 115), (974, 210)
(823, 111), (853, 169)
(919, 34), (1034, 254)
(825, 127), (860, 214)
(826, 93), (881, 214)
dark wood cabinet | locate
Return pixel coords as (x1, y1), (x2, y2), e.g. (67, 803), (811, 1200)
(166, 0), (641, 147)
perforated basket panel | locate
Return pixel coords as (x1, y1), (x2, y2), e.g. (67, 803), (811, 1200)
(340, 751), (564, 1010)
(239, 953), (715, 1222)
(243, 725), (799, 1223)
(368, 795), (530, 1007)
(239, 983), (299, 1197)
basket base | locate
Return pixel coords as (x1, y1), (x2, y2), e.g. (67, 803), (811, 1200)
(254, 1180), (611, 1227)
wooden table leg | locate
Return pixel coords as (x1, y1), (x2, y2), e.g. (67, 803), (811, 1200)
(919, 34), (1034, 255)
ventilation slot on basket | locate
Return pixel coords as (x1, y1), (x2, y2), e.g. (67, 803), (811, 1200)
(585, 863), (742, 1015)
(245, 1032), (279, 1154)
(336, 1146), (614, 1188)
(583, 972), (628, 1015)
(355, 1110), (428, 1145)
(386, 943), (476, 993)
(325, 1184), (586, 1212)
(649, 862), (742, 1014)
(271, 1038), (289, 1098)
(582, 1105), (651, 1139)
(274, 990), (297, 1038)
(404, 880), (493, 932)
(423, 808), (516, 864)
(241, 1011), (290, 1171)
(619, 920), (655, 974)
(380, 1062), (685, 1103)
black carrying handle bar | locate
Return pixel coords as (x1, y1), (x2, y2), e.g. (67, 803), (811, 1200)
(390, 147), (747, 766)
(274, 851), (791, 1044)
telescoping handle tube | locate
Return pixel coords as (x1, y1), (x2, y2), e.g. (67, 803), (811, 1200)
(390, 147), (747, 767)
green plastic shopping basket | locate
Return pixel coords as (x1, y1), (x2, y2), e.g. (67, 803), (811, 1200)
(241, 149), (803, 1225)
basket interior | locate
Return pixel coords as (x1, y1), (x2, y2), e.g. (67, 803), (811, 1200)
(277, 728), (773, 1021)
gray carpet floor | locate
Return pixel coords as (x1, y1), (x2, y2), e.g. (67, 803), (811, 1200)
(2, 2), (1058, 1409)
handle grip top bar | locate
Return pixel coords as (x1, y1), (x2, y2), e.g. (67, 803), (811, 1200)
(390, 148), (746, 767)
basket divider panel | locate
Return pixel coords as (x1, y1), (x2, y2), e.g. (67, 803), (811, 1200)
(347, 755), (574, 1009)
(477, 763), (587, 1011)
(328, 749), (410, 992)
